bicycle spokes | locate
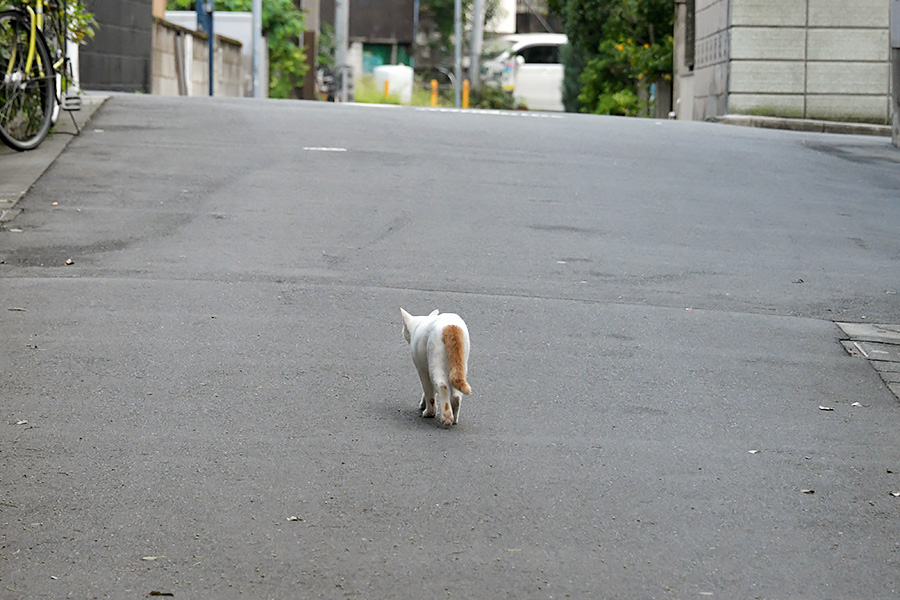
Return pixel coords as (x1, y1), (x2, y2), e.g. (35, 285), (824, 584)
(0, 9), (56, 150)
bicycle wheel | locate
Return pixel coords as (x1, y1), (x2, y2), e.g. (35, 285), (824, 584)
(0, 10), (56, 151)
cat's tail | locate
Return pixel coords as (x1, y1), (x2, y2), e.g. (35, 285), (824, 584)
(442, 325), (471, 395)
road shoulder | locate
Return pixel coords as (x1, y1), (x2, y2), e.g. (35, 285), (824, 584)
(1, 93), (108, 228)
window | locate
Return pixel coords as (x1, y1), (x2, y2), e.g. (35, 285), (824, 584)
(685, 0), (695, 71)
(518, 44), (560, 65)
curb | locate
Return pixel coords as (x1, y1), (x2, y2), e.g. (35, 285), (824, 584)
(838, 323), (900, 401)
(0, 93), (109, 227)
(714, 114), (892, 138)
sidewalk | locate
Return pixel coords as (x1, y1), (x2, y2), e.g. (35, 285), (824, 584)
(715, 113), (893, 137)
(0, 93), (108, 228)
(838, 323), (900, 400)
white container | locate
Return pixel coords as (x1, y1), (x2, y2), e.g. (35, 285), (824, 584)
(373, 65), (414, 104)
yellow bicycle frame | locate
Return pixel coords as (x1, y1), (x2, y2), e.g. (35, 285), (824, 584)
(35, 0), (66, 72)
(4, 1), (48, 78)
(26, 5), (37, 72)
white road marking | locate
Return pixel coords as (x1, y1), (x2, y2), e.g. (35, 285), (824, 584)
(337, 102), (564, 118)
(415, 107), (564, 119)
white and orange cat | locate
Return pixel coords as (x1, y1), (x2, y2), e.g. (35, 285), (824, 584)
(400, 308), (472, 427)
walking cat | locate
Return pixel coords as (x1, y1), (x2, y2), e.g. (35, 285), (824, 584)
(400, 308), (472, 427)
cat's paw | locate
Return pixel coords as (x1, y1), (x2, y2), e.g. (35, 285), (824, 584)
(422, 398), (436, 418)
(439, 401), (455, 427)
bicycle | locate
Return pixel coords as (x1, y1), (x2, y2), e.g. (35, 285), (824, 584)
(0, 0), (82, 151)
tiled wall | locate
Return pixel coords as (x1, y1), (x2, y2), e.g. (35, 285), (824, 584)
(728, 0), (891, 123)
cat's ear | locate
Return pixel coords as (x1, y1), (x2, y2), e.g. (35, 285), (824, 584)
(400, 308), (413, 343)
(429, 309), (439, 317)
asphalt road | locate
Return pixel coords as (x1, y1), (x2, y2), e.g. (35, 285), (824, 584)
(1, 95), (900, 599)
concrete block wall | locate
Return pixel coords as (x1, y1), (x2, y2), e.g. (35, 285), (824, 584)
(165, 12), (268, 98)
(728, 0), (891, 123)
(152, 20), (183, 96)
(80, 0), (154, 92)
(690, 0), (731, 119)
(152, 20), (245, 97)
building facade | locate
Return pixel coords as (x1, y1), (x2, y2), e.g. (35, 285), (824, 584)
(674, 0), (893, 124)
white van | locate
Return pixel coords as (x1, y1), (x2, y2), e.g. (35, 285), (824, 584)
(481, 33), (568, 112)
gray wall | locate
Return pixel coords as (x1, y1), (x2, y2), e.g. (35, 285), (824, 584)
(729, 0), (891, 123)
(674, 0), (893, 124)
(81, 0), (154, 92)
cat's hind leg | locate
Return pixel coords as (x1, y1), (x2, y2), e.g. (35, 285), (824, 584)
(420, 394), (436, 418)
(416, 368), (435, 418)
(435, 381), (454, 427)
(450, 392), (462, 424)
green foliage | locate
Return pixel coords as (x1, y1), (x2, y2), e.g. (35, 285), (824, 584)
(317, 22), (334, 71)
(553, 0), (673, 115)
(420, 0), (459, 42)
(469, 84), (518, 110)
(355, 75), (521, 110)
(355, 76), (455, 107)
(354, 75), (404, 104)
(558, 42), (584, 113)
(9, 0), (98, 44)
(418, 0), (502, 63)
(63, 0), (98, 44)
(167, 0), (307, 99)
(549, 0), (612, 58)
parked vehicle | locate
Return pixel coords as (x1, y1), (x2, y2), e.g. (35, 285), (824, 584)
(481, 33), (567, 112)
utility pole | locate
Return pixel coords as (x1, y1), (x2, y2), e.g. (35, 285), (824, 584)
(300, 0), (321, 99)
(196, 0), (214, 96)
(891, 0), (900, 147)
(469, 0), (485, 92)
(412, 0), (420, 68)
(335, 0), (350, 101)
(453, 0), (461, 107)
(252, 0), (263, 97)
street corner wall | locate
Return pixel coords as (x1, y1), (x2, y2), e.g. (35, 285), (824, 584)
(81, 0), (154, 93)
(727, 0), (891, 124)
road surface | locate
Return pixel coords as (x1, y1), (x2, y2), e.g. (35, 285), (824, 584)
(1, 95), (899, 599)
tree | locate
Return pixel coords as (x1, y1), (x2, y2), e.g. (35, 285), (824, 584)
(550, 0), (673, 115)
(167, 0), (307, 99)
(417, 0), (502, 69)
(559, 42), (586, 113)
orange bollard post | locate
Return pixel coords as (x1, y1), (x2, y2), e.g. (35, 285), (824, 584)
(431, 79), (438, 107)
(384, 80), (390, 100)
(462, 79), (470, 109)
